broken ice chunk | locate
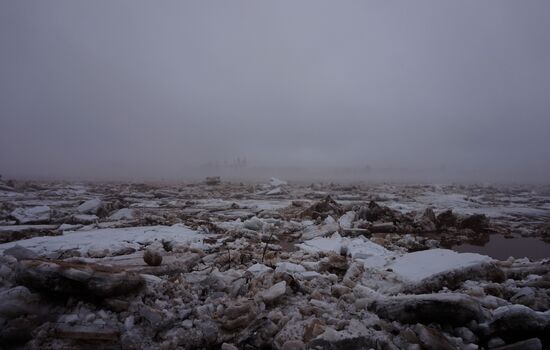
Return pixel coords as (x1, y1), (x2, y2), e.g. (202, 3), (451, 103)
(298, 233), (390, 260)
(10, 206), (51, 224)
(269, 177), (287, 187)
(108, 208), (134, 221)
(77, 198), (103, 215)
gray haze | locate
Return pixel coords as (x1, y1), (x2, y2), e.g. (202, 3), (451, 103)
(1, 1), (550, 182)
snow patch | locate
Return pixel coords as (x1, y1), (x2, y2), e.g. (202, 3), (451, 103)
(275, 262), (306, 274)
(10, 206), (51, 224)
(387, 249), (493, 282)
(0, 224), (204, 257)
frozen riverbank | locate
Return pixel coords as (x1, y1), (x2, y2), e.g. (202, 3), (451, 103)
(0, 179), (548, 349)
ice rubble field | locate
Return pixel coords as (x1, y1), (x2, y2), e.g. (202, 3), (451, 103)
(0, 179), (549, 349)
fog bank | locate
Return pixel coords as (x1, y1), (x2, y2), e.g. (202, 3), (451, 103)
(1, 1), (549, 182)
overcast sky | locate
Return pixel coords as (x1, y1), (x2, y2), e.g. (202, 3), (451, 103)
(1, 1), (549, 181)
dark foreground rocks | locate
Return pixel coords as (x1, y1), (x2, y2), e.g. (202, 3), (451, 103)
(0, 286), (51, 345)
(369, 293), (489, 325)
(143, 248), (162, 266)
(486, 304), (550, 345)
(15, 259), (144, 298)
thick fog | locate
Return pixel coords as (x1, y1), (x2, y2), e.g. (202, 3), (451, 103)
(1, 1), (549, 182)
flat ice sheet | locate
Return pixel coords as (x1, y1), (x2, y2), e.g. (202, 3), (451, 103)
(387, 248), (493, 282)
(0, 224), (203, 257)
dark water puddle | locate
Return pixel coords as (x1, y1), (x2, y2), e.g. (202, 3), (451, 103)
(453, 234), (550, 260)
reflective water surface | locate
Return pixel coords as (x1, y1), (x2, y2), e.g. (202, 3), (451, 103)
(453, 234), (550, 260)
